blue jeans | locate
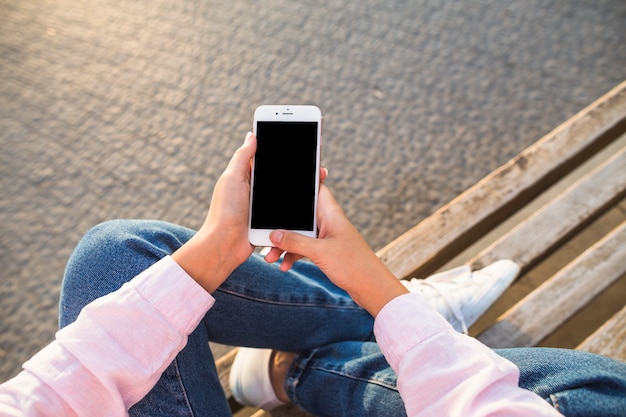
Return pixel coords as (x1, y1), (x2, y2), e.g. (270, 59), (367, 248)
(59, 220), (626, 416)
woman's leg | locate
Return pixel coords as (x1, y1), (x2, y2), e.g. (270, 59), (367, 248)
(211, 255), (374, 350)
(497, 348), (626, 417)
(60, 219), (373, 416)
(59, 219), (196, 326)
(284, 341), (406, 417)
(62, 220), (626, 417)
(282, 343), (626, 417)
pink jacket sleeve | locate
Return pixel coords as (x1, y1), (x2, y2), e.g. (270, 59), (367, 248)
(0, 256), (215, 417)
(374, 293), (562, 416)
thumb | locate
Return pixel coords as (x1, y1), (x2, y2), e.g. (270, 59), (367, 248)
(269, 230), (318, 259)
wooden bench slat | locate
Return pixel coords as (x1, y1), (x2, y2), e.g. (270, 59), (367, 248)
(477, 221), (626, 349)
(216, 347), (239, 399)
(577, 305), (626, 362)
(469, 145), (626, 272)
(377, 80), (626, 280)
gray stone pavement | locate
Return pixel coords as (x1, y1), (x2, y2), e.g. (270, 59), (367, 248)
(1, 0), (625, 383)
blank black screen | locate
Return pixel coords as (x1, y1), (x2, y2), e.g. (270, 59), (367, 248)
(251, 121), (318, 230)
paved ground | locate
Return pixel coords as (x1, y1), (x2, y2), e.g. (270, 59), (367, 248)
(1, 0), (625, 382)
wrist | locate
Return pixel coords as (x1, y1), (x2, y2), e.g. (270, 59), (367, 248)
(355, 275), (409, 317)
(345, 259), (409, 317)
(171, 230), (239, 293)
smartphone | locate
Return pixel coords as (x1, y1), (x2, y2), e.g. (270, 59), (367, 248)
(248, 105), (322, 247)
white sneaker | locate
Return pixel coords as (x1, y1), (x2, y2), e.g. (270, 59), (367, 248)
(229, 348), (285, 410)
(402, 260), (520, 333)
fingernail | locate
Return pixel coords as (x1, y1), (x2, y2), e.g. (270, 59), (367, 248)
(271, 230), (284, 244)
(245, 132), (253, 143)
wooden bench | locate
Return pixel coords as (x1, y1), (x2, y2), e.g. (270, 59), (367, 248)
(222, 80), (626, 416)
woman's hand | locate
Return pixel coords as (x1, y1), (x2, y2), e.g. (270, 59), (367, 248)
(173, 132), (257, 292)
(266, 184), (408, 317)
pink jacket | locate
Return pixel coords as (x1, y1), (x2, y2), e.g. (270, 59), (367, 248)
(0, 257), (560, 416)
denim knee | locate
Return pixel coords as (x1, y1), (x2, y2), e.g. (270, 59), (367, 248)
(59, 219), (195, 327)
(497, 347), (626, 417)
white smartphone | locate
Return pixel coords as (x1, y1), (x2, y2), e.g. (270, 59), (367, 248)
(248, 105), (323, 247)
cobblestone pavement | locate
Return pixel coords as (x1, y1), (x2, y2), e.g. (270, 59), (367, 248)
(1, 0), (625, 382)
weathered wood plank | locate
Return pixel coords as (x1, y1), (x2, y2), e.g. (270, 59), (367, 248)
(377, 81), (626, 280)
(216, 347), (239, 399)
(477, 221), (626, 349)
(469, 145), (626, 272)
(577, 305), (626, 362)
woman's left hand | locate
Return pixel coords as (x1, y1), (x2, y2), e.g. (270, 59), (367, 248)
(173, 132), (257, 292)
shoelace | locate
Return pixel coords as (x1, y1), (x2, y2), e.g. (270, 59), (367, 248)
(419, 280), (469, 334)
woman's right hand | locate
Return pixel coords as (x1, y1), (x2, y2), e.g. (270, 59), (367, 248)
(266, 184), (408, 317)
